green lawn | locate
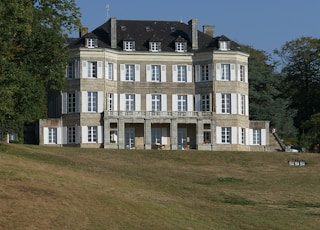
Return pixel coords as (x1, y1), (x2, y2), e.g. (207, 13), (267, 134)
(0, 144), (319, 229)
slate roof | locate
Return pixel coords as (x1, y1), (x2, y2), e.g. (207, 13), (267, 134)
(68, 18), (242, 52)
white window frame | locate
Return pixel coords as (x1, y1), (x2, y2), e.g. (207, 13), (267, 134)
(177, 95), (187, 111)
(240, 65), (245, 82)
(253, 129), (261, 145)
(68, 127), (76, 144)
(68, 92), (76, 113)
(219, 41), (229, 51)
(240, 95), (245, 115)
(240, 128), (245, 145)
(177, 65), (187, 82)
(107, 93), (113, 111)
(152, 94), (161, 111)
(126, 94), (135, 111)
(152, 65), (161, 82)
(221, 93), (231, 114)
(221, 64), (230, 81)
(88, 92), (97, 112)
(221, 127), (231, 144)
(107, 63), (113, 80)
(201, 94), (210, 111)
(67, 62), (74, 79)
(48, 128), (57, 144)
(175, 42), (186, 52)
(125, 64), (135, 81)
(201, 64), (209, 81)
(124, 41), (135, 51)
(87, 61), (97, 78)
(86, 38), (96, 48)
(150, 42), (161, 52)
(88, 126), (97, 143)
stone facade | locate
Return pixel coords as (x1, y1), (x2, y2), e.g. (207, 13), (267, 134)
(39, 17), (269, 151)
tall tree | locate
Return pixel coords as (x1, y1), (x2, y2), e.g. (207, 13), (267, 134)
(274, 37), (320, 130)
(0, 0), (81, 139)
(242, 46), (297, 137)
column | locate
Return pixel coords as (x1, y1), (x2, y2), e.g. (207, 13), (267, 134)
(104, 119), (110, 149)
(196, 120), (203, 149)
(144, 119), (151, 149)
(170, 119), (177, 150)
(118, 118), (125, 149)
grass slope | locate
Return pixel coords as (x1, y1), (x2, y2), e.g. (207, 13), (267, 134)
(0, 144), (320, 230)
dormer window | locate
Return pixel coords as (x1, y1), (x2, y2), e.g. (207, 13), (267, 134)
(219, 41), (230, 51)
(86, 38), (97, 48)
(123, 41), (135, 51)
(175, 36), (187, 52)
(149, 42), (161, 52)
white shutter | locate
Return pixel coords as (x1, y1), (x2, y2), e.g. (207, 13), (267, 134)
(231, 127), (238, 144)
(62, 92), (67, 114)
(146, 94), (152, 111)
(75, 60), (79, 78)
(82, 61), (87, 78)
(245, 95), (249, 115)
(161, 94), (167, 111)
(195, 94), (201, 111)
(172, 94), (177, 111)
(105, 62), (109, 79)
(120, 64), (125, 81)
(75, 125), (80, 144)
(113, 63), (117, 81)
(238, 94), (242, 115)
(249, 129), (253, 145)
(114, 93), (118, 111)
(195, 65), (200, 82)
(230, 64), (236, 81)
(57, 127), (62, 144)
(187, 65), (192, 82)
(237, 64), (241, 81)
(61, 127), (67, 145)
(216, 93), (221, 114)
(246, 128), (250, 145)
(208, 64), (213, 81)
(43, 128), (48, 144)
(238, 127), (242, 144)
(82, 91), (88, 112)
(245, 65), (248, 83)
(135, 64), (140, 82)
(75, 91), (80, 113)
(161, 65), (166, 82)
(120, 94), (125, 111)
(216, 63), (221, 80)
(82, 126), (88, 143)
(135, 94), (141, 111)
(98, 91), (104, 112)
(98, 126), (103, 144)
(231, 93), (237, 114)
(209, 92), (213, 111)
(162, 128), (167, 145)
(97, 61), (103, 78)
(261, 129), (267, 145)
(172, 65), (177, 82)
(146, 65), (151, 82)
(216, 127), (221, 144)
(187, 95), (193, 111)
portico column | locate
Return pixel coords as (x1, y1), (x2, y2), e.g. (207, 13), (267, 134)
(118, 118), (125, 149)
(197, 119), (203, 149)
(144, 119), (151, 149)
(170, 119), (177, 150)
(104, 119), (110, 148)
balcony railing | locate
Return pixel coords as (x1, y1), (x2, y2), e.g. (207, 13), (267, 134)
(104, 111), (214, 118)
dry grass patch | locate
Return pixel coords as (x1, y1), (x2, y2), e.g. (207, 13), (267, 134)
(0, 144), (320, 229)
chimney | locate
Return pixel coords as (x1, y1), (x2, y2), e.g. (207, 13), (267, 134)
(110, 17), (117, 49)
(188, 18), (198, 50)
(203, 25), (215, 37)
(79, 27), (88, 38)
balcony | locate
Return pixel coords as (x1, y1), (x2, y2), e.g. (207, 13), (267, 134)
(104, 111), (214, 119)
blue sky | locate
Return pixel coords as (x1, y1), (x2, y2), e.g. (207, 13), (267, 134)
(73, 0), (320, 55)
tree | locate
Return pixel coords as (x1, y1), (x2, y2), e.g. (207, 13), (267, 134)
(242, 46), (297, 137)
(300, 113), (320, 152)
(274, 37), (320, 130)
(0, 0), (81, 139)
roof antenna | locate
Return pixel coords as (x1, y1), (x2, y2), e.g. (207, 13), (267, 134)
(106, 3), (110, 19)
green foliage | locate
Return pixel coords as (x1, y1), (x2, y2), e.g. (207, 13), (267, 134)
(0, 0), (81, 137)
(242, 46), (297, 137)
(300, 113), (320, 151)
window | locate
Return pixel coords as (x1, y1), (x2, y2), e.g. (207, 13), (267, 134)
(68, 93), (76, 113)
(221, 127), (231, 144)
(67, 62), (74, 79)
(152, 95), (161, 111)
(150, 42), (161, 52)
(88, 126), (97, 143)
(152, 128), (162, 145)
(88, 92), (97, 112)
(201, 64), (210, 81)
(126, 94), (135, 111)
(176, 42), (186, 52)
(87, 61), (97, 78)
(240, 95), (245, 115)
(219, 41), (229, 51)
(221, 64), (230, 80)
(177, 65), (187, 82)
(107, 63), (113, 80)
(124, 41), (135, 51)
(107, 93), (113, 111)
(48, 128), (57, 144)
(86, 38), (96, 48)
(110, 123), (117, 143)
(201, 94), (210, 111)
(68, 127), (76, 144)
(203, 124), (211, 143)
(152, 65), (161, 82)
(253, 129), (261, 145)
(177, 95), (187, 111)
(221, 93), (231, 114)
(240, 128), (245, 145)
(125, 64), (135, 81)
(240, 65), (245, 82)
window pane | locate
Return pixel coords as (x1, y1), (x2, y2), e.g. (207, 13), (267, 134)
(152, 65), (161, 81)
(221, 93), (231, 114)
(221, 127), (231, 144)
(88, 92), (97, 112)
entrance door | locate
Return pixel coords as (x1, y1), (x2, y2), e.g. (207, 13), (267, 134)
(178, 128), (187, 150)
(125, 128), (135, 149)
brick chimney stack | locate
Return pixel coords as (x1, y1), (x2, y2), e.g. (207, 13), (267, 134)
(111, 17), (117, 49)
(188, 18), (198, 50)
(203, 25), (215, 37)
